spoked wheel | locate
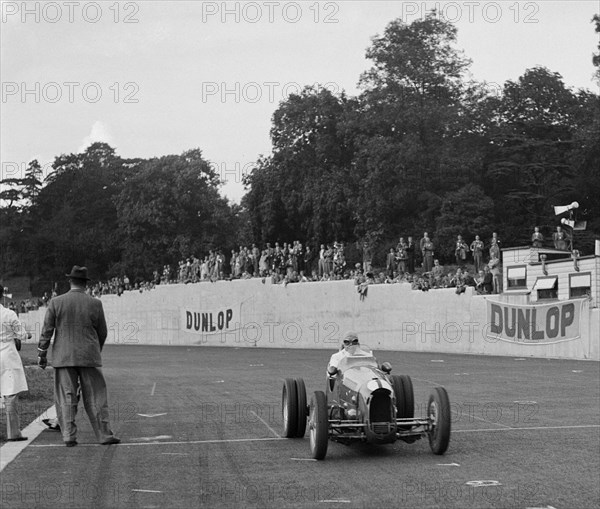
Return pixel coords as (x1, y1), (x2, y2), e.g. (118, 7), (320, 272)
(295, 378), (308, 438)
(427, 386), (451, 455)
(391, 375), (414, 430)
(309, 391), (328, 460)
(282, 378), (298, 438)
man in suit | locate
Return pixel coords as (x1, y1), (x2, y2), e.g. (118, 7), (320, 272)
(38, 266), (120, 447)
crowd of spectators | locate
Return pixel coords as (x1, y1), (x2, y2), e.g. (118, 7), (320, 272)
(5, 297), (44, 316)
(7, 222), (581, 309)
(18, 231), (516, 305)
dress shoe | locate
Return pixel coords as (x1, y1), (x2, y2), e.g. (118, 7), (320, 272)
(65, 441), (78, 447)
(101, 437), (121, 445)
(102, 437), (121, 445)
(42, 418), (61, 431)
(7, 437), (28, 442)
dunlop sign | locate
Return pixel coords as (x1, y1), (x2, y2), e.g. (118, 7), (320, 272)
(486, 299), (584, 344)
(182, 307), (237, 334)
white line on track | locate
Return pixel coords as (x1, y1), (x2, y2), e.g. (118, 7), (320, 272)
(454, 424), (600, 433)
(132, 489), (163, 493)
(250, 410), (281, 438)
(25, 424), (600, 450)
(319, 500), (352, 503)
(29, 437), (285, 448)
(151, 382), (156, 396)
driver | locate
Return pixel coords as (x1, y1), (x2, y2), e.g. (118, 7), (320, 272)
(328, 330), (360, 372)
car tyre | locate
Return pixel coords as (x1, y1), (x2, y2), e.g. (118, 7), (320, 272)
(295, 377), (308, 438)
(427, 386), (451, 455)
(282, 378), (298, 438)
(309, 391), (328, 460)
(391, 375), (414, 429)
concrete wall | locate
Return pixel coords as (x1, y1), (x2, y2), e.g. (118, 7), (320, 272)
(20, 279), (600, 360)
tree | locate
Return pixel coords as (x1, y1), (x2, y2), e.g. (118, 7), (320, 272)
(114, 149), (235, 277)
(482, 67), (581, 244)
(434, 184), (495, 261)
(349, 12), (476, 253)
(32, 143), (128, 281)
(242, 87), (356, 246)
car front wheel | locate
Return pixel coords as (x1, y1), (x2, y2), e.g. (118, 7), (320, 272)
(309, 391), (328, 460)
(427, 386), (451, 455)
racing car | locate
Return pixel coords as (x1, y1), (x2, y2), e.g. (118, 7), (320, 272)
(281, 345), (451, 460)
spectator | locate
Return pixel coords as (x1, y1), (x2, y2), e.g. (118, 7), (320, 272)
(324, 244), (334, 276)
(489, 258), (501, 294)
(531, 227), (544, 248)
(396, 237), (408, 275)
(420, 232), (434, 273)
(470, 235), (484, 273)
(552, 226), (569, 250)
(1, 285), (31, 442)
(475, 270), (485, 294)
(482, 266), (493, 294)
(361, 241), (373, 274)
(386, 248), (397, 279)
(489, 233), (501, 261)
(38, 266), (120, 447)
(431, 259), (444, 287)
(304, 246), (315, 277)
(454, 235), (469, 266)
(405, 236), (415, 273)
(318, 244), (326, 277)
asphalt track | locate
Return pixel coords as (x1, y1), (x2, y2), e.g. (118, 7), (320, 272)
(1, 345), (599, 509)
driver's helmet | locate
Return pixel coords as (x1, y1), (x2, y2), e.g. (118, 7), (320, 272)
(341, 330), (360, 352)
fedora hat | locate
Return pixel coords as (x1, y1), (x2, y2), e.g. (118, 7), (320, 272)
(65, 265), (90, 280)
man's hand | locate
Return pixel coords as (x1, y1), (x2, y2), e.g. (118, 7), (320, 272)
(38, 349), (47, 369)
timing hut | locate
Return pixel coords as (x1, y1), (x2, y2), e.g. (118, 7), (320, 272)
(502, 240), (600, 307)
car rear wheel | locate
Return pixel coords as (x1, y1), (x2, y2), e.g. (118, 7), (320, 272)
(282, 378), (298, 438)
(391, 375), (414, 428)
(427, 387), (451, 455)
(295, 377), (308, 438)
(309, 391), (328, 460)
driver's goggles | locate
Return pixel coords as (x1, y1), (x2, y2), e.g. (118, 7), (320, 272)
(343, 339), (359, 346)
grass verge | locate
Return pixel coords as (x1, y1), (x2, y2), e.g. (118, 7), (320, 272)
(0, 344), (54, 442)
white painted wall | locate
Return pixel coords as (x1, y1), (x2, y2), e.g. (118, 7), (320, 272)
(20, 279), (600, 360)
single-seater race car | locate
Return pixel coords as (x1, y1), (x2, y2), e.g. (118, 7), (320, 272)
(281, 345), (451, 460)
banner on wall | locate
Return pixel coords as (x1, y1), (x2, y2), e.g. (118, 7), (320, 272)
(181, 306), (240, 335)
(486, 299), (585, 344)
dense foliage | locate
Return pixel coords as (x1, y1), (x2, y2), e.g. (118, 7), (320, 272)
(2, 13), (599, 288)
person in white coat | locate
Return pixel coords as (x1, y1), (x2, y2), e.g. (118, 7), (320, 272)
(0, 285), (30, 441)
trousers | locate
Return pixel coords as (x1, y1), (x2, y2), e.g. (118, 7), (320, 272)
(54, 367), (115, 443)
(4, 394), (23, 439)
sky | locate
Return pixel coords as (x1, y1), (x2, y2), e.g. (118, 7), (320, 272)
(1, 0), (599, 203)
